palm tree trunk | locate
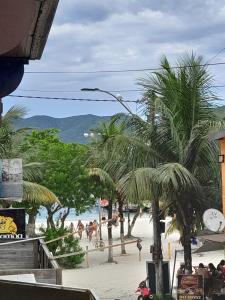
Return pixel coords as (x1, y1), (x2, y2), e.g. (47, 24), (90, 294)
(182, 203), (193, 274)
(126, 207), (140, 238)
(26, 209), (38, 238)
(152, 197), (164, 296)
(107, 198), (114, 263)
(118, 198), (126, 255)
(183, 224), (192, 274)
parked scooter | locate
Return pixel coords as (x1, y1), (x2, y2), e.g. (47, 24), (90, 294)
(135, 279), (153, 300)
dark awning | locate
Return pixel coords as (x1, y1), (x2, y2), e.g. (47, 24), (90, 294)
(0, 0), (59, 60)
(194, 233), (225, 253)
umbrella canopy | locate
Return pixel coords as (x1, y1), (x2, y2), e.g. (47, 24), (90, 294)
(194, 233), (225, 253)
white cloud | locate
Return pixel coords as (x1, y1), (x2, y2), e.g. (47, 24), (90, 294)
(5, 0), (225, 117)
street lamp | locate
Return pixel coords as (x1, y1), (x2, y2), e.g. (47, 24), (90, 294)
(81, 88), (135, 116)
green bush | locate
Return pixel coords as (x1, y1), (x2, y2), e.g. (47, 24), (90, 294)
(40, 225), (85, 268)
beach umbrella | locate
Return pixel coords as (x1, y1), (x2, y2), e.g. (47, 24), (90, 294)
(100, 199), (109, 207)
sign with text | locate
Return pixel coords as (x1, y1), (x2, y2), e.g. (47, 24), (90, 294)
(0, 208), (25, 239)
(177, 275), (204, 300)
(0, 159), (23, 202)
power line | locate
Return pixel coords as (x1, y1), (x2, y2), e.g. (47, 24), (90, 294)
(8, 94), (138, 103)
(8, 94), (225, 103)
(18, 88), (142, 93)
(205, 47), (225, 64)
(24, 61), (225, 75)
(17, 84), (225, 94)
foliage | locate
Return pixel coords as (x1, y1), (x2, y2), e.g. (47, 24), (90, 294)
(88, 53), (224, 274)
(20, 129), (99, 227)
(40, 225), (85, 268)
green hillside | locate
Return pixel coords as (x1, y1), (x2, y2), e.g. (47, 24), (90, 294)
(14, 114), (111, 144)
(13, 106), (225, 144)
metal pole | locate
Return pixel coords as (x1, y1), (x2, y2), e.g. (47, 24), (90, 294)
(171, 249), (177, 295)
(98, 198), (102, 241)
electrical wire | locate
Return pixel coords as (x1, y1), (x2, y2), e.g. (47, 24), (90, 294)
(8, 94), (225, 103)
(8, 94), (138, 103)
(17, 84), (225, 94)
(24, 61), (225, 75)
(18, 89), (142, 93)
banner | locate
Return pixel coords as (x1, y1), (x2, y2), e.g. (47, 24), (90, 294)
(177, 275), (204, 300)
(0, 208), (25, 239)
(0, 159), (23, 202)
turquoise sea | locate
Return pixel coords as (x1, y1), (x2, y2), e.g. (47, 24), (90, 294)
(36, 206), (108, 224)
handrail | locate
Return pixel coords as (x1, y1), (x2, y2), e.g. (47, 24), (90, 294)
(38, 238), (60, 269)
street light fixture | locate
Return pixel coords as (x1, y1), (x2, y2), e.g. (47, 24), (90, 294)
(81, 88), (135, 116)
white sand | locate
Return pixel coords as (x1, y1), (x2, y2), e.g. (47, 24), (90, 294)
(38, 217), (224, 300)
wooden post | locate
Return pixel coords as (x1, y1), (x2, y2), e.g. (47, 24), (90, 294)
(168, 242), (171, 260)
(85, 246), (89, 268)
(138, 250), (141, 262)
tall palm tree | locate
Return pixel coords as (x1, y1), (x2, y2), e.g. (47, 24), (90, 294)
(88, 115), (129, 256)
(92, 53), (223, 294)
(89, 168), (115, 262)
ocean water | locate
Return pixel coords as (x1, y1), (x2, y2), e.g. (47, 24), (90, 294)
(36, 206), (108, 224)
(35, 206), (142, 225)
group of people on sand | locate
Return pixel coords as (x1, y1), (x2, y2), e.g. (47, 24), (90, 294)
(177, 260), (225, 297)
(76, 219), (98, 241)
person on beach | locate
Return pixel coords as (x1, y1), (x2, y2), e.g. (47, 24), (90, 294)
(88, 221), (94, 242)
(85, 223), (89, 239)
(93, 220), (98, 237)
(77, 220), (84, 239)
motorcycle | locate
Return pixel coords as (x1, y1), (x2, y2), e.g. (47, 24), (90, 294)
(135, 279), (153, 300)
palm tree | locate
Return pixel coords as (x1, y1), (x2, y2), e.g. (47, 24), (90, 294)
(89, 168), (115, 262)
(136, 53), (222, 272)
(91, 54), (223, 295)
(88, 115), (129, 255)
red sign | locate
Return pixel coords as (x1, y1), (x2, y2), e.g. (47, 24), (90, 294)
(177, 275), (204, 300)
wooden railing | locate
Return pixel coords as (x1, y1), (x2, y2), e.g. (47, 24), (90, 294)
(38, 238), (59, 269)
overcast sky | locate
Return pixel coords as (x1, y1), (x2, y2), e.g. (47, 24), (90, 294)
(5, 0), (225, 117)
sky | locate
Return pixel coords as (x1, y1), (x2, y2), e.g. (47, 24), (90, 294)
(5, 0), (225, 117)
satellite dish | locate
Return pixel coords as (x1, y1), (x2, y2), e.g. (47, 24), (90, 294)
(203, 209), (225, 232)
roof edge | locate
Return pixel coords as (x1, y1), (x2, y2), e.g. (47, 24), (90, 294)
(30, 0), (59, 59)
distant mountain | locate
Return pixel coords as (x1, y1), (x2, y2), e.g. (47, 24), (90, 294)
(13, 106), (225, 144)
(14, 114), (111, 144)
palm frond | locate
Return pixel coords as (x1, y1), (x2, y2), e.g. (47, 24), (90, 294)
(23, 181), (60, 205)
(89, 168), (115, 189)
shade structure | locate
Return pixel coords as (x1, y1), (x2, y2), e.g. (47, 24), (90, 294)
(194, 233), (225, 253)
(0, 0), (59, 60)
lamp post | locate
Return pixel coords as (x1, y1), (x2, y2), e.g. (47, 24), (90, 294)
(81, 88), (135, 116)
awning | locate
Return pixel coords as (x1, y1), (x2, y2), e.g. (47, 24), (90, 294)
(0, 0), (59, 60)
(194, 233), (225, 253)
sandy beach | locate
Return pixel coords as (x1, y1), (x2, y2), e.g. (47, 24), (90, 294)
(41, 216), (224, 300)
